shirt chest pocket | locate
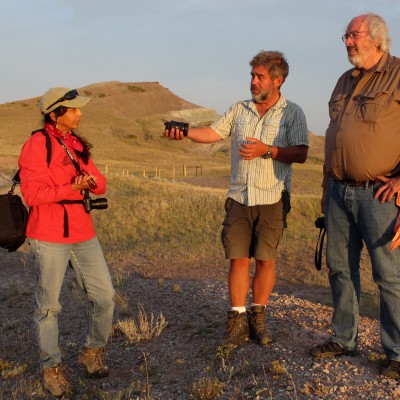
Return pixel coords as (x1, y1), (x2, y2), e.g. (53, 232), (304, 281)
(328, 94), (347, 123)
(356, 91), (389, 123)
(260, 119), (285, 144)
(233, 116), (252, 140)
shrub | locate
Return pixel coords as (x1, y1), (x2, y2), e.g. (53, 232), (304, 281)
(115, 304), (167, 344)
(190, 377), (224, 400)
(127, 85), (145, 93)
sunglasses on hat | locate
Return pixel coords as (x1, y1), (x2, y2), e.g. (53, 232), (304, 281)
(46, 89), (79, 111)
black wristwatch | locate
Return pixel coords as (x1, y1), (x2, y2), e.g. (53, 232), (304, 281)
(261, 146), (273, 159)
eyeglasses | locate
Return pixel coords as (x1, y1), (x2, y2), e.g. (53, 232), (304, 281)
(341, 31), (369, 42)
(46, 89), (79, 111)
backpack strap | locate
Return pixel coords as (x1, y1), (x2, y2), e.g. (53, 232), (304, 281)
(12, 129), (52, 185)
(9, 174), (19, 194)
(32, 129), (52, 167)
(56, 201), (84, 237)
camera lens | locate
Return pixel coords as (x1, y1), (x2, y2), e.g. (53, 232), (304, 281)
(91, 198), (108, 210)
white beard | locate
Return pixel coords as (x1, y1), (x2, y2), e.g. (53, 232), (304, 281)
(348, 54), (363, 68)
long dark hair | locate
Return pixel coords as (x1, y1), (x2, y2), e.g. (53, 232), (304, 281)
(44, 106), (93, 164)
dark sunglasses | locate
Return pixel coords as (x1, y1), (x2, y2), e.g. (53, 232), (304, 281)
(46, 89), (79, 111)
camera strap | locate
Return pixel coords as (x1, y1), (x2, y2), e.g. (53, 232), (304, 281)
(55, 136), (90, 201)
(55, 137), (82, 174)
(54, 137), (88, 237)
(314, 221), (325, 271)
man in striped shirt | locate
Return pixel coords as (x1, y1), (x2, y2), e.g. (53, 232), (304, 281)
(165, 50), (308, 347)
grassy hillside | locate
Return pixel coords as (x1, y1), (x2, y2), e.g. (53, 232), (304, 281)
(0, 81), (219, 161)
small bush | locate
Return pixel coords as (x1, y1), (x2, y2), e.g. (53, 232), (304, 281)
(127, 85), (145, 93)
(114, 290), (131, 317)
(172, 284), (182, 293)
(116, 304), (167, 344)
(190, 377), (224, 400)
(0, 358), (27, 378)
(271, 359), (287, 378)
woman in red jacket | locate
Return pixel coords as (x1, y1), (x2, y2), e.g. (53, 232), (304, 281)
(18, 87), (115, 398)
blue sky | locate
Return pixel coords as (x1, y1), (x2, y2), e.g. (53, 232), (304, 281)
(1, 0), (400, 135)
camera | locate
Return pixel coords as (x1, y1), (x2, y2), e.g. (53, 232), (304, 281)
(164, 120), (189, 137)
(83, 196), (108, 213)
(315, 216), (325, 229)
(81, 168), (98, 190)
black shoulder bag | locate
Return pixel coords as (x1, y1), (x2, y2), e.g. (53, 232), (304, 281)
(0, 177), (29, 252)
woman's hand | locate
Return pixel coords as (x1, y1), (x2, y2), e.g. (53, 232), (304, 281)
(72, 173), (98, 191)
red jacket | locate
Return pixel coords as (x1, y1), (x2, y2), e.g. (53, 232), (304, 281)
(18, 128), (107, 243)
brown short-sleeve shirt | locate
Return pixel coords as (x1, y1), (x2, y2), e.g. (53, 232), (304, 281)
(323, 53), (400, 188)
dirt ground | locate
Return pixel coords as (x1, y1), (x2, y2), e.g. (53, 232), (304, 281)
(1, 248), (399, 400)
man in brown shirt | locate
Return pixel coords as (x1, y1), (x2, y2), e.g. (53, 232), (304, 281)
(310, 13), (400, 379)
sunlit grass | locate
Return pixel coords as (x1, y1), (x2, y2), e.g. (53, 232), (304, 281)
(115, 304), (168, 345)
(92, 175), (225, 262)
(88, 168), (379, 318)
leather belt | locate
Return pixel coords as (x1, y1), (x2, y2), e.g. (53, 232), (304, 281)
(335, 179), (377, 188)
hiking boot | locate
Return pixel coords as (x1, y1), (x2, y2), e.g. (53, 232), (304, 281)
(78, 347), (109, 378)
(380, 360), (400, 379)
(309, 340), (359, 358)
(43, 364), (73, 398)
(247, 305), (272, 345)
(222, 310), (249, 347)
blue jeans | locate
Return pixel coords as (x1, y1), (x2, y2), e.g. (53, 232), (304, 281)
(325, 179), (400, 360)
(29, 237), (115, 369)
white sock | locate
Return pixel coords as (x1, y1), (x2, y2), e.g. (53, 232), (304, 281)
(231, 306), (246, 314)
(251, 303), (263, 307)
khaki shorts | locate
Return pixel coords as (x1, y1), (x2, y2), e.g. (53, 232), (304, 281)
(221, 194), (290, 260)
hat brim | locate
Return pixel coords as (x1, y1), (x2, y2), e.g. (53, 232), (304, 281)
(45, 96), (92, 114)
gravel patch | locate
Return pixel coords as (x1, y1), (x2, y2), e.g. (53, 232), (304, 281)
(0, 251), (398, 399)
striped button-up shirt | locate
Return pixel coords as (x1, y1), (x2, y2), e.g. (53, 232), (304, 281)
(211, 95), (308, 206)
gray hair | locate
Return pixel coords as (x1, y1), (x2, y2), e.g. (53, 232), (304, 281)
(249, 51), (289, 82)
(353, 13), (391, 52)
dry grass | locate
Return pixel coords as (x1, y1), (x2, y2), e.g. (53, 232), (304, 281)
(190, 377), (224, 400)
(115, 304), (168, 345)
(88, 166), (378, 314)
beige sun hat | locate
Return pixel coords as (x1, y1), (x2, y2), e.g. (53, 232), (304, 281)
(39, 87), (92, 114)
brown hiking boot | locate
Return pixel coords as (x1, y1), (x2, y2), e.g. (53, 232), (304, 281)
(309, 340), (359, 358)
(380, 360), (400, 379)
(43, 364), (73, 398)
(247, 305), (272, 345)
(78, 347), (109, 378)
(222, 310), (249, 347)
